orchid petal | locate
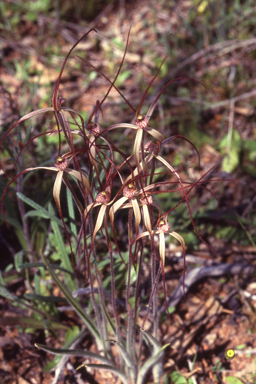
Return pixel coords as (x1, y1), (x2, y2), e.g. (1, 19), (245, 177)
(65, 169), (91, 196)
(109, 196), (128, 225)
(25, 166), (59, 172)
(132, 230), (155, 244)
(167, 231), (186, 251)
(133, 128), (143, 171)
(53, 170), (64, 215)
(144, 126), (164, 142)
(106, 123), (139, 132)
(83, 202), (101, 221)
(142, 204), (152, 236)
(90, 204), (107, 246)
(131, 198), (141, 235)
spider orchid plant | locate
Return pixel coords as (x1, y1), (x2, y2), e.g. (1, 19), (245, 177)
(0, 27), (239, 384)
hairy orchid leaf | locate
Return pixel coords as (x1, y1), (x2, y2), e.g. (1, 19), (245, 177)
(109, 340), (135, 370)
(0, 316), (68, 331)
(137, 330), (170, 384)
(35, 344), (112, 365)
(101, 302), (117, 336)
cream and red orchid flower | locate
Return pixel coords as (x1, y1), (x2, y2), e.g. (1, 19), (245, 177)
(1, 152), (91, 276)
(2, 153), (91, 220)
(109, 182), (141, 237)
(81, 181), (141, 269)
(132, 217), (186, 271)
(83, 186), (112, 251)
(102, 122), (164, 185)
(107, 142), (159, 237)
(139, 192), (156, 238)
(110, 186), (161, 234)
(132, 216), (186, 327)
(109, 182), (163, 271)
(51, 155), (91, 216)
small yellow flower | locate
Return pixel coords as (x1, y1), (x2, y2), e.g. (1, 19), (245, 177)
(225, 349), (235, 360)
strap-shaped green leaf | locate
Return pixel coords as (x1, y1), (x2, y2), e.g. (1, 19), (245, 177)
(43, 326), (84, 372)
(66, 187), (77, 238)
(40, 251), (101, 343)
(0, 315), (68, 330)
(101, 302), (116, 336)
(17, 192), (68, 230)
(142, 330), (162, 351)
(18, 262), (75, 277)
(24, 293), (68, 303)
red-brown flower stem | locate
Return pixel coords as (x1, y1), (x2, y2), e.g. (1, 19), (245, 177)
(126, 253), (132, 354)
(134, 239), (144, 317)
(152, 250), (158, 342)
(103, 215), (122, 354)
(141, 267), (162, 330)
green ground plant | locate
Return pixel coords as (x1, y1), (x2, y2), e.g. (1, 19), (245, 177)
(0, 28), (235, 384)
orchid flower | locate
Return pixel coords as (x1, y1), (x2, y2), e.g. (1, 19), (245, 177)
(132, 216), (186, 328)
(1, 152), (91, 274)
(132, 217), (185, 275)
